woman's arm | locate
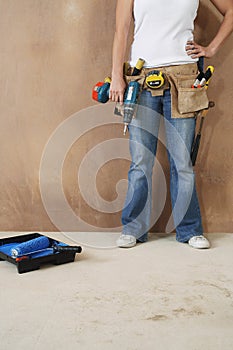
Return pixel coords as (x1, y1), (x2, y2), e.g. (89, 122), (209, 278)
(109, 0), (134, 103)
(186, 0), (233, 58)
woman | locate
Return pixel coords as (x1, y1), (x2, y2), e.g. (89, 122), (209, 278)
(110, 0), (233, 248)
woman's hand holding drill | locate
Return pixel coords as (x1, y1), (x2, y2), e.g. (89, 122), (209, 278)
(109, 76), (126, 104)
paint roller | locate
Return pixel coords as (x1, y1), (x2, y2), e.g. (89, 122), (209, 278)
(11, 236), (82, 258)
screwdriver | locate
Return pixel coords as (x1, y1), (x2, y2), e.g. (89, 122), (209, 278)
(198, 66), (214, 88)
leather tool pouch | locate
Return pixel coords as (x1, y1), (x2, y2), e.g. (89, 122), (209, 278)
(165, 66), (210, 118)
(175, 74), (209, 114)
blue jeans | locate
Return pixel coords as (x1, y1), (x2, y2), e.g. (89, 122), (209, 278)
(121, 89), (203, 243)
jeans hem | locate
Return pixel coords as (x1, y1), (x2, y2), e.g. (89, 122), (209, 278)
(176, 233), (203, 243)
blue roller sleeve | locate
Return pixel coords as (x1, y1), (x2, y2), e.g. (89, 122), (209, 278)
(11, 236), (50, 258)
(0, 243), (18, 256)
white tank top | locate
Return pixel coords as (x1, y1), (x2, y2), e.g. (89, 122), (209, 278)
(130, 0), (199, 67)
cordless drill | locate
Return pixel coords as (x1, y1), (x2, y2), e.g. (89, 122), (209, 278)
(122, 58), (144, 134)
(92, 58), (145, 134)
(92, 79), (140, 134)
(123, 81), (140, 134)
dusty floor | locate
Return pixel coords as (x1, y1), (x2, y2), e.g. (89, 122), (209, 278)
(0, 232), (233, 350)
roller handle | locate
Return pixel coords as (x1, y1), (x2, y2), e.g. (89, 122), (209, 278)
(53, 245), (82, 253)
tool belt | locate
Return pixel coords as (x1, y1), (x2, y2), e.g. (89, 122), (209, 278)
(124, 63), (209, 118)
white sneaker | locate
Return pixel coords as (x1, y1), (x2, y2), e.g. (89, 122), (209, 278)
(188, 235), (210, 249)
(116, 234), (137, 248)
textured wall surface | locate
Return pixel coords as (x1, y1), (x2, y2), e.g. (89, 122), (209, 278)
(0, 0), (232, 233)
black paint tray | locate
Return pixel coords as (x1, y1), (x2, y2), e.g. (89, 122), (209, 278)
(0, 232), (82, 274)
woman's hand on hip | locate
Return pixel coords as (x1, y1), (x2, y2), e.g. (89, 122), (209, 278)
(185, 41), (216, 59)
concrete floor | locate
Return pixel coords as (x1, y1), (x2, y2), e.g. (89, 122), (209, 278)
(0, 232), (233, 350)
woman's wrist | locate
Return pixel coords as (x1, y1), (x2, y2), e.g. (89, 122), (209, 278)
(206, 43), (218, 57)
(111, 71), (124, 79)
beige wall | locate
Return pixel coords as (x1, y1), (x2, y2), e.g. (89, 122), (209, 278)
(0, 0), (232, 233)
